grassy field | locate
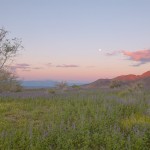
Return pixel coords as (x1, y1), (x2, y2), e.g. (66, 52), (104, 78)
(0, 89), (150, 149)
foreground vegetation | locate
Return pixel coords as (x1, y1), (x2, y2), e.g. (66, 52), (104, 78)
(0, 89), (150, 149)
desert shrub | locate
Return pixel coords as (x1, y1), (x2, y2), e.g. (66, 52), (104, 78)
(127, 86), (133, 93)
(118, 90), (129, 97)
(144, 128), (150, 149)
(56, 81), (68, 91)
(126, 82), (144, 94)
(0, 69), (22, 92)
(72, 84), (81, 89)
(47, 89), (55, 94)
(136, 82), (143, 89)
(120, 114), (150, 130)
(11, 81), (22, 92)
(132, 82), (144, 91)
(110, 80), (121, 88)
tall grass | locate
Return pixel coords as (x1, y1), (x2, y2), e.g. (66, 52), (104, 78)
(0, 89), (149, 149)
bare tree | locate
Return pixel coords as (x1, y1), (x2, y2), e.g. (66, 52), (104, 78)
(0, 28), (22, 70)
(0, 28), (23, 92)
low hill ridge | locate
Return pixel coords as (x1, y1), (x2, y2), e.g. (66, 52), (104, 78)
(141, 71), (150, 78)
(83, 70), (150, 88)
(114, 71), (150, 81)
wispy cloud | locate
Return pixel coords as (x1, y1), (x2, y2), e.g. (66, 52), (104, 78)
(11, 63), (31, 71)
(56, 64), (79, 68)
(106, 50), (122, 56)
(32, 67), (43, 70)
(86, 66), (95, 68)
(15, 63), (30, 69)
(45, 63), (52, 67)
(21, 69), (31, 72)
(10, 63), (43, 71)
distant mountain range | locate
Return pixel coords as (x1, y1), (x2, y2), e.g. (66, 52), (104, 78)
(83, 71), (150, 89)
(21, 80), (58, 88)
(21, 80), (88, 88)
(21, 71), (150, 89)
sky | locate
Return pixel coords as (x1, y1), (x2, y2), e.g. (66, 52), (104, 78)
(0, 0), (150, 82)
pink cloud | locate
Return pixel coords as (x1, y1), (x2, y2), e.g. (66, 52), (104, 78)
(106, 49), (150, 66)
(122, 49), (150, 66)
(122, 49), (150, 61)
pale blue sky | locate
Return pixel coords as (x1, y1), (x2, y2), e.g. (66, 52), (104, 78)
(0, 0), (150, 81)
